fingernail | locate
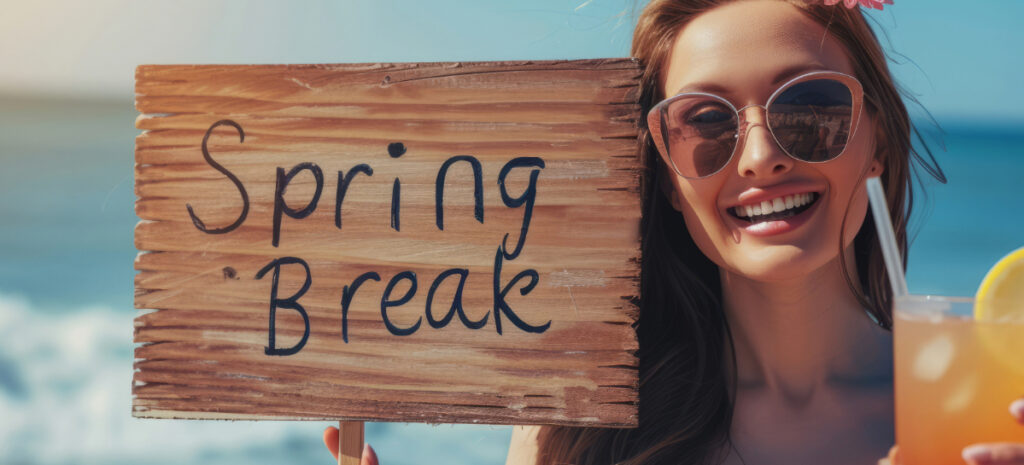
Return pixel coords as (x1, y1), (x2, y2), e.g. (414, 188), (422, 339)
(1011, 398), (1024, 421)
(962, 445), (992, 463)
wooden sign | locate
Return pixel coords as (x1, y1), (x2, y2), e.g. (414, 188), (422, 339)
(133, 59), (642, 427)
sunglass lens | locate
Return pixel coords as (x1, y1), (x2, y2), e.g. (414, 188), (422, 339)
(661, 96), (738, 177)
(767, 79), (854, 162)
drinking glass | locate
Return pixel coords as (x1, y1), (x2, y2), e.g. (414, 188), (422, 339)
(893, 294), (1024, 464)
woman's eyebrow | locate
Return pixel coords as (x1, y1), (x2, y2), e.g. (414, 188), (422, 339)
(668, 62), (831, 97)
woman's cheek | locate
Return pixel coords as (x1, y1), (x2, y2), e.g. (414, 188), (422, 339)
(676, 184), (729, 268)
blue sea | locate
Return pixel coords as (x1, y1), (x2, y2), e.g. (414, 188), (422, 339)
(0, 95), (1021, 464)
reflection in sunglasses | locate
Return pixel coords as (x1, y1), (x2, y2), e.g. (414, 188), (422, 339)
(649, 72), (863, 178)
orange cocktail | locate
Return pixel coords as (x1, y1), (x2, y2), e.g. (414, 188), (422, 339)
(893, 295), (1024, 465)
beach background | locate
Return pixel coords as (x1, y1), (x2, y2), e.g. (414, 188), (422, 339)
(1, 1), (1021, 464)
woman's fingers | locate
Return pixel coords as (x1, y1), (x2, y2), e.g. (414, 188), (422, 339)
(324, 426), (340, 460)
(322, 426), (379, 465)
(963, 443), (1024, 464)
(878, 445), (901, 465)
(362, 443), (380, 465)
(1011, 398), (1024, 425)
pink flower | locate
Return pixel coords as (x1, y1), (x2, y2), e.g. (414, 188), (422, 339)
(823, 0), (894, 10)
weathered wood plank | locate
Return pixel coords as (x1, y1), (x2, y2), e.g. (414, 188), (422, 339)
(134, 59), (642, 427)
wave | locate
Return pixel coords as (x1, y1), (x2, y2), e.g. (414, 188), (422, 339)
(0, 292), (510, 464)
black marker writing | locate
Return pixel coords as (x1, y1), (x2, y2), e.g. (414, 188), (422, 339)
(335, 164), (373, 229)
(391, 178), (401, 231)
(188, 119), (249, 234)
(381, 271), (421, 336)
(389, 142), (405, 231)
(272, 163), (324, 247)
(435, 155), (484, 230)
(497, 157), (545, 260)
(426, 268), (488, 329)
(255, 256), (312, 356)
(491, 247), (549, 334)
(340, 271), (381, 343)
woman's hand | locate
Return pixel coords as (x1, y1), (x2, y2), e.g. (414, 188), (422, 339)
(960, 398), (1024, 465)
(880, 398), (1024, 465)
(323, 426), (380, 465)
(878, 445), (900, 465)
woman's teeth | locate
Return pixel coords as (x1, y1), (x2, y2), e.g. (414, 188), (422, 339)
(732, 192), (818, 222)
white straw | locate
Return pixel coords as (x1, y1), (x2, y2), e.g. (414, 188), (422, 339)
(866, 177), (909, 298)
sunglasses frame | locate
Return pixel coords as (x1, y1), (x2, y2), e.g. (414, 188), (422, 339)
(647, 70), (865, 179)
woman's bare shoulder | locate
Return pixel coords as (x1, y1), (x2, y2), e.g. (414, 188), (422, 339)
(505, 425), (542, 465)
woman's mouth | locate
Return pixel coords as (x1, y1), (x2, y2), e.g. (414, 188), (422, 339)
(729, 192), (820, 224)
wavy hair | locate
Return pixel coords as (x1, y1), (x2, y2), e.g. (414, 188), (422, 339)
(535, 1), (945, 463)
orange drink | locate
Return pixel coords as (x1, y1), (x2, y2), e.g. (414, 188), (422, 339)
(893, 295), (1024, 465)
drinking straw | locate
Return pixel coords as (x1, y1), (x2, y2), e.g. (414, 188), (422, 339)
(866, 177), (909, 297)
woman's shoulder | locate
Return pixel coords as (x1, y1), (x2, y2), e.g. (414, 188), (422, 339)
(505, 425), (542, 465)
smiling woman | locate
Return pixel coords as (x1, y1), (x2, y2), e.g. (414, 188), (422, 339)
(529, 0), (952, 464)
(520, 1), (1024, 464)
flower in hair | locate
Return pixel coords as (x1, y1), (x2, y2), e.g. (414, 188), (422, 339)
(823, 0), (893, 10)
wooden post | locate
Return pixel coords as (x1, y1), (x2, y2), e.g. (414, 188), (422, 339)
(338, 421), (364, 465)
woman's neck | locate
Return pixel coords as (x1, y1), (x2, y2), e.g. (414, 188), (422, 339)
(720, 246), (892, 402)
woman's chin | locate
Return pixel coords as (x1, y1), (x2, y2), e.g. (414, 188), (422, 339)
(720, 245), (840, 284)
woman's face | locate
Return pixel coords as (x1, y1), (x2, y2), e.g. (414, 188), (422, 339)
(660, 0), (881, 282)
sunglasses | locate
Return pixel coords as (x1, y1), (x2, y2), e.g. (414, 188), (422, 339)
(647, 71), (865, 179)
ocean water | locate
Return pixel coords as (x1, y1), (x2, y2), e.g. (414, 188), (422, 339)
(1, 95), (1021, 464)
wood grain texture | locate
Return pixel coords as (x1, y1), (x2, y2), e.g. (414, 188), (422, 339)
(134, 59), (642, 427)
(338, 421), (363, 465)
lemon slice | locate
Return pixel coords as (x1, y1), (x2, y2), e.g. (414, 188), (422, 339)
(973, 247), (1024, 376)
(974, 246), (1024, 322)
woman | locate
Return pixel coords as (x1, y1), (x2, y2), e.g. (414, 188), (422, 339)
(326, 1), (1024, 463)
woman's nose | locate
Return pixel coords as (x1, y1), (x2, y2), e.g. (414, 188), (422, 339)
(734, 109), (794, 179)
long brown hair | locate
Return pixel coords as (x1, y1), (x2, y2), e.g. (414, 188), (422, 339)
(535, 1), (945, 463)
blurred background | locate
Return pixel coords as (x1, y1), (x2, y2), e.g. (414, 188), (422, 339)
(1, 1), (1021, 464)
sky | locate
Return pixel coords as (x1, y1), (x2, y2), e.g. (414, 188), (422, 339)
(1, 0), (1022, 125)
